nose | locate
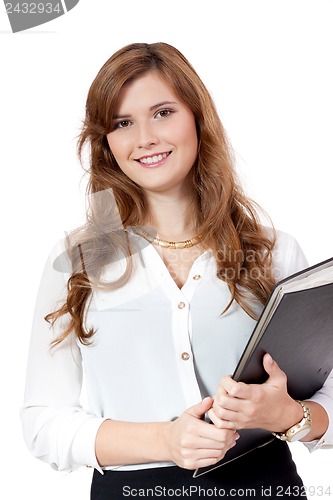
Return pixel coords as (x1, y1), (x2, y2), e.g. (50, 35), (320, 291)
(136, 122), (159, 149)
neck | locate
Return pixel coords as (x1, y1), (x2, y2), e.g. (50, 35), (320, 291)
(143, 190), (198, 240)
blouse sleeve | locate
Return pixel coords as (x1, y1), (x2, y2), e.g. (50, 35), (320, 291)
(272, 230), (333, 451)
(306, 369), (333, 450)
(20, 240), (107, 473)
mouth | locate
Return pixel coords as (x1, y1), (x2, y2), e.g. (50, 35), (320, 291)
(135, 151), (172, 167)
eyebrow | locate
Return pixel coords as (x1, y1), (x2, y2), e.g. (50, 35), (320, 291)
(113, 101), (178, 120)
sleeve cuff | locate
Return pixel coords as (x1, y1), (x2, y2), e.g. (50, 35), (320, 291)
(303, 392), (333, 451)
(71, 417), (109, 474)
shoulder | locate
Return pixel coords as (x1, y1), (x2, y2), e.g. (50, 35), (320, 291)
(47, 237), (73, 276)
(266, 228), (309, 282)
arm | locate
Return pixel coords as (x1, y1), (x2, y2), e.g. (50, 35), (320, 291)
(95, 398), (239, 470)
(304, 367), (333, 448)
(22, 242), (238, 472)
(209, 232), (332, 446)
(21, 241), (107, 472)
(208, 353), (331, 444)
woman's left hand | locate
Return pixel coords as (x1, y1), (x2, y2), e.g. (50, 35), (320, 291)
(208, 353), (303, 433)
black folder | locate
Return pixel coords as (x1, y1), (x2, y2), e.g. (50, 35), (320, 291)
(194, 256), (333, 477)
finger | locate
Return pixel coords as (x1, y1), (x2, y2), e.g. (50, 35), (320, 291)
(201, 415), (240, 440)
(213, 393), (245, 412)
(210, 401), (241, 420)
(188, 443), (238, 469)
(208, 408), (238, 430)
(217, 377), (249, 400)
(263, 353), (287, 386)
(215, 376), (233, 395)
(191, 435), (235, 450)
(186, 397), (213, 419)
(207, 425), (239, 445)
(194, 428), (240, 453)
(179, 436), (239, 469)
(182, 446), (235, 470)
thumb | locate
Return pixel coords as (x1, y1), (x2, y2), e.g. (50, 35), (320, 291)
(187, 397), (213, 419)
(263, 353), (286, 384)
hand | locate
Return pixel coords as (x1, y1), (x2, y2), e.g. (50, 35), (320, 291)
(163, 397), (240, 470)
(208, 354), (303, 432)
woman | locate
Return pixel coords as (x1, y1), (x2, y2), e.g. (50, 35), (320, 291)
(21, 43), (333, 499)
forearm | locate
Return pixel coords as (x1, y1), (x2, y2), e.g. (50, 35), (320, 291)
(95, 419), (172, 467)
(95, 398), (239, 470)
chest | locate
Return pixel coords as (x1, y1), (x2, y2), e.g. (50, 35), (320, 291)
(83, 258), (258, 407)
(154, 245), (204, 288)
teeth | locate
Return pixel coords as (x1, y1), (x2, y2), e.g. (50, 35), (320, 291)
(139, 152), (169, 164)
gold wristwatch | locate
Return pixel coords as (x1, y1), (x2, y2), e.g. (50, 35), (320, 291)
(272, 400), (312, 442)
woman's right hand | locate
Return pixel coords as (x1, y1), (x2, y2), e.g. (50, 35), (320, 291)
(163, 397), (239, 470)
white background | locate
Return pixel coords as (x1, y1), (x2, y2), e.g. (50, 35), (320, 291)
(0, 0), (332, 498)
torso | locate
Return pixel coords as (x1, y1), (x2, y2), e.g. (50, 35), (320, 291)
(153, 244), (205, 288)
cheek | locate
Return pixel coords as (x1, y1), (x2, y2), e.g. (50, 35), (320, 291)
(106, 135), (116, 157)
(178, 119), (198, 158)
(106, 135), (128, 167)
(105, 137), (130, 180)
(179, 126), (198, 167)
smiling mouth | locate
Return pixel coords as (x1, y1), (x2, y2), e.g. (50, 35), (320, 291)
(136, 151), (172, 165)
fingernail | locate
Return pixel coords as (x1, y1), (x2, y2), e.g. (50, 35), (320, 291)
(266, 353), (274, 365)
(235, 433), (240, 440)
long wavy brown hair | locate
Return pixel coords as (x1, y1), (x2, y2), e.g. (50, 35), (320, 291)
(47, 42), (276, 346)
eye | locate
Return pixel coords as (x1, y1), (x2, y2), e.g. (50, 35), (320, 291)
(155, 109), (174, 119)
(114, 120), (131, 129)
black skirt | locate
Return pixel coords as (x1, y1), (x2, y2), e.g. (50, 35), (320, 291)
(91, 439), (307, 500)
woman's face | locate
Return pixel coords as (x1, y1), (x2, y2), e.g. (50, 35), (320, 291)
(106, 71), (198, 198)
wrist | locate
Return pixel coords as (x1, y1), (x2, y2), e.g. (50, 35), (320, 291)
(276, 398), (304, 433)
(158, 421), (174, 462)
(273, 400), (312, 442)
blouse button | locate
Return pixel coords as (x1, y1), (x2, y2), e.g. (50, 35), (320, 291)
(178, 301), (186, 309)
(181, 352), (190, 361)
(193, 274), (201, 280)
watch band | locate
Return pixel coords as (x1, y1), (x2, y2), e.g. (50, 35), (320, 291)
(272, 400), (312, 442)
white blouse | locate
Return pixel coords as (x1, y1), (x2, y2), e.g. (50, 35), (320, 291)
(21, 229), (333, 473)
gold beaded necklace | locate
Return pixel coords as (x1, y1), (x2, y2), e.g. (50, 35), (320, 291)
(135, 229), (203, 250)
